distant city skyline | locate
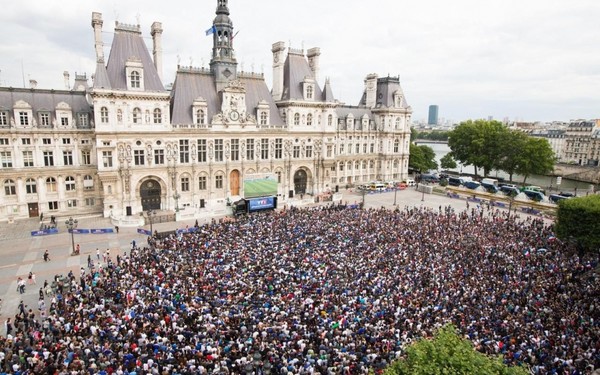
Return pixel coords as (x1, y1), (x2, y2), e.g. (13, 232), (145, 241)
(0, 0), (598, 123)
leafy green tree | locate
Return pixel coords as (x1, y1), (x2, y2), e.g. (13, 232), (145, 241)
(409, 144), (438, 172)
(448, 120), (507, 177)
(514, 137), (555, 184)
(410, 127), (418, 142)
(555, 195), (600, 252)
(497, 130), (529, 182)
(384, 325), (529, 375)
(440, 153), (457, 170)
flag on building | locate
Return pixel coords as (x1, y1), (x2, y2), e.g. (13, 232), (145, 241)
(205, 26), (216, 36)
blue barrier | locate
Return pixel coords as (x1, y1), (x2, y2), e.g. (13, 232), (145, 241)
(137, 228), (152, 236)
(176, 227), (198, 235)
(70, 229), (91, 234)
(90, 228), (114, 234)
(30, 228), (59, 237)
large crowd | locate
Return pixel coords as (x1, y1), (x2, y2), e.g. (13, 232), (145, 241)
(1, 205), (599, 374)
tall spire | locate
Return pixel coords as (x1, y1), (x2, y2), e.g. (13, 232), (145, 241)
(210, 0), (237, 92)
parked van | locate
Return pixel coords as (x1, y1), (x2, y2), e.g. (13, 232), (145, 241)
(500, 186), (520, 197)
(481, 182), (499, 194)
(463, 181), (481, 190)
(549, 194), (570, 203)
(458, 176), (473, 185)
(370, 183), (386, 192)
(420, 174), (440, 183)
(448, 176), (462, 187)
(403, 179), (416, 187)
(523, 190), (545, 202)
(481, 178), (498, 187)
(521, 186), (545, 194)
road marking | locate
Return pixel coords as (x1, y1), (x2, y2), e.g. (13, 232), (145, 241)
(0, 263), (17, 269)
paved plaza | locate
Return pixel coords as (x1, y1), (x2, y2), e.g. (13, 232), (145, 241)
(0, 187), (543, 327)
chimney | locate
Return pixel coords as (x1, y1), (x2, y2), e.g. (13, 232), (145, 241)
(29, 79), (38, 89)
(307, 47), (320, 82)
(271, 41), (286, 101)
(63, 71), (70, 89)
(151, 21), (164, 81)
(91, 12), (104, 63)
(364, 73), (378, 109)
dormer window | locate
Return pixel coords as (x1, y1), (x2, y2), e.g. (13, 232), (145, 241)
(256, 100), (270, 126)
(0, 111), (8, 127)
(193, 97), (208, 126)
(20, 112), (30, 126)
(196, 109), (205, 125)
(307, 85), (314, 99)
(260, 111), (268, 125)
(125, 58), (144, 91)
(131, 71), (140, 88)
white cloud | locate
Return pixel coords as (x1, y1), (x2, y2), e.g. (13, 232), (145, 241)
(0, 0), (598, 122)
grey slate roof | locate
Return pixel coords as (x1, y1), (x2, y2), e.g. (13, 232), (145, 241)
(281, 51), (323, 101)
(105, 27), (165, 92)
(93, 62), (112, 90)
(0, 88), (91, 122)
(359, 76), (409, 109)
(335, 106), (373, 120)
(170, 69), (284, 126)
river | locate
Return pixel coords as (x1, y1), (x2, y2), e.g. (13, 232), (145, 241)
(419, 142), (598, 194)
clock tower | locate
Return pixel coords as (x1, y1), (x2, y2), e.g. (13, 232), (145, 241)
(209, 0), (238, 93)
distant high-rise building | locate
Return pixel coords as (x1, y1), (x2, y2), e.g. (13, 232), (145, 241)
(428, 105), (439, 125)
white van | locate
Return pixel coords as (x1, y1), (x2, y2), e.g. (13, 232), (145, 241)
(404, 178), (416, 187)
(481, 178), (498, 186)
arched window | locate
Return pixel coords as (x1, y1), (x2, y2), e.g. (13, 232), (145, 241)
(306, 113), (313, 126)
(153, 108), (162, 124)
(133, 108), (141, 124)
(395, 117), (401, 129)
(294, 113), (300, 126)
(306, 85), (314, 99)
(25, 178), (37, 194)
(260, 111), (268, 125)
(394, 139), (400, 153)
(65, 176), (76, 191)
(197, 109), (205, 125)
(46, 177), (57, 192)
(328, 114), (333, 126)
(130, 71), (140, 88)
(100, 107), (109, 123)
(4, 179), (16, 196)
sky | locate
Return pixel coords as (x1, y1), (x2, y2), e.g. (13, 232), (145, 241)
(0, 0), (599, 124)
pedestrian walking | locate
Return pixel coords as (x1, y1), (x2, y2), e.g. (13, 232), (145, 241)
(43, 249), (50, 261)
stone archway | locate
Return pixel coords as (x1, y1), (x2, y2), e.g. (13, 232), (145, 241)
(140, 179), (161, 210)
(294, 169), (308, 195)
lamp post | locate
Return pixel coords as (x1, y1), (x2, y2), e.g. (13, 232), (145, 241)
(173, 192), (181, 212)
(421, 182), (425, 202)
(393, 186), (398, 206)
(65, 217), (78, 255)
(360, 188), (367, 209)
(146, 209), (156, 234)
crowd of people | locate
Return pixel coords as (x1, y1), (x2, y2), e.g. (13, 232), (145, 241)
(1, 204), (599, 374)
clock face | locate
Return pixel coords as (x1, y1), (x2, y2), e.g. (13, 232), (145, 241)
(229, 110), (239, 121)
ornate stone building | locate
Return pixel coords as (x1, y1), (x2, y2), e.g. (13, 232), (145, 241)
(0, 0), (411, 222)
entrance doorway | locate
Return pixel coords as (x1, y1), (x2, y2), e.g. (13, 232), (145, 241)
(230, 170), (241, 196)
(141, 179), (161, 210)
(294, 169), (308, 195)
(28, 203), (39, 218)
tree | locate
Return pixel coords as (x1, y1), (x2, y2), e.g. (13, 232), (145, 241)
(409, 144), (438, 173)
(496, 130), (529, 182)
(384, 325), (529, 375)
(410, 127), (418, 142)
(448, 120), (508, 177)
(555, 195), (600, 252)
(440, 153), (457, 170)
(514, 137), (555, 184)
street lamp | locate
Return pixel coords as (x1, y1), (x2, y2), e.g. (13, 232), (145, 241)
(146, 209), (156, 234)
(421, 182), (425, 202)
(393, 186), (398, 206)
(65, 217), (78, 255)
(173, 192), (181, 212)
(360, 188), (367, 209)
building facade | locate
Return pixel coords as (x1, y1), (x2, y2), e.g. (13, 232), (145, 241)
(0, 0), (411, 222)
